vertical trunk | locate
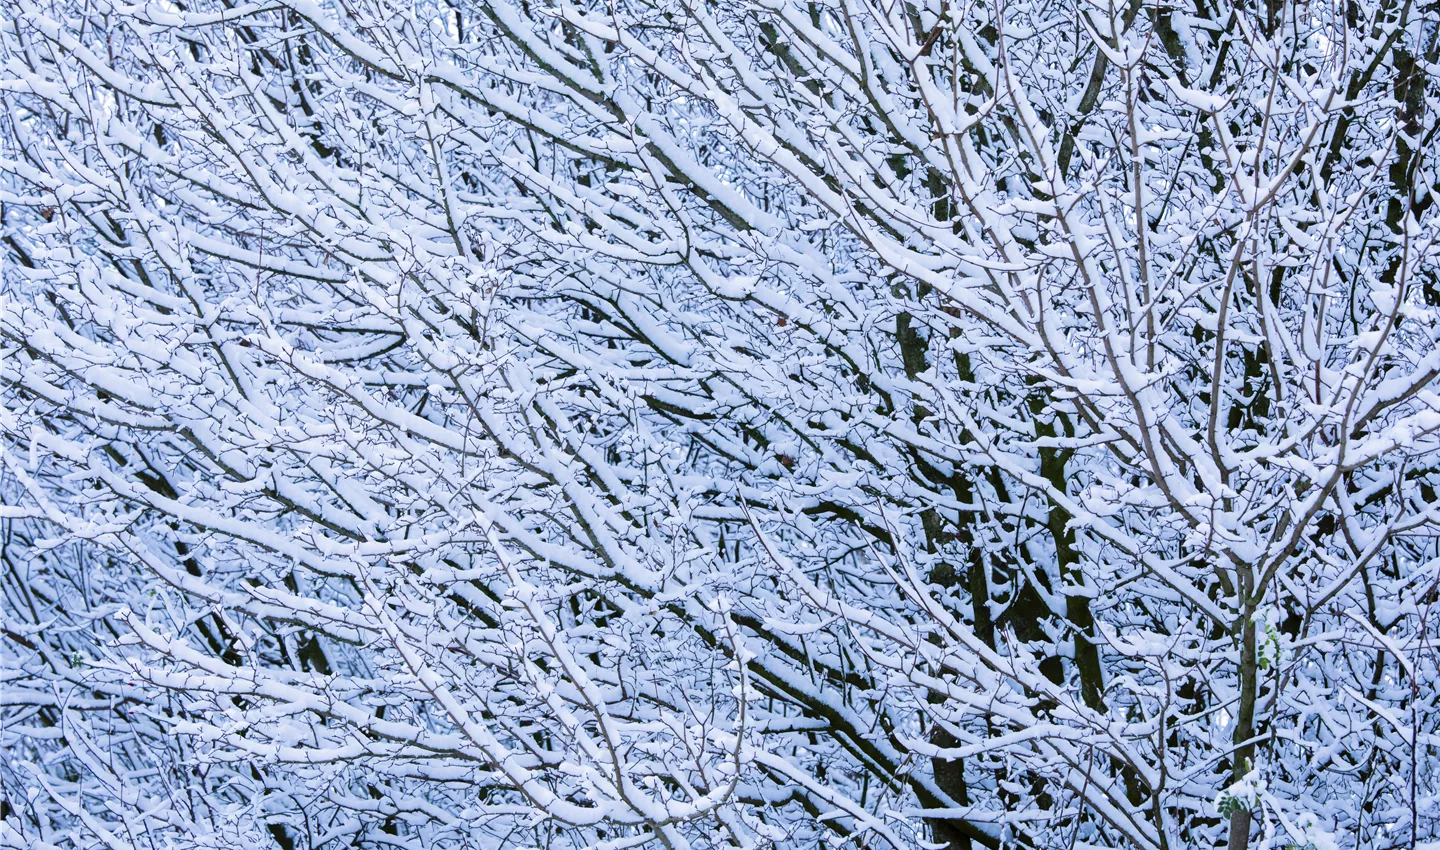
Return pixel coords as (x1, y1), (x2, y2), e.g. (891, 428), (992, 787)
(928, 717), (974, 850)
(1226, 811), (1252, 850)
(1227, 616), (1258, 850)
(1031, 405), (1106, 713)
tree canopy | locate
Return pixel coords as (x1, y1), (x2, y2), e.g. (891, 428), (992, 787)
(3, 0), (1440, 848)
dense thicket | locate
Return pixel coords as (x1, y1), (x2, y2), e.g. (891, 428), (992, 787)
(3, 0), (1440, 848)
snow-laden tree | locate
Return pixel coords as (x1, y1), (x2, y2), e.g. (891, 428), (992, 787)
(3, 0), (1440, 848)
